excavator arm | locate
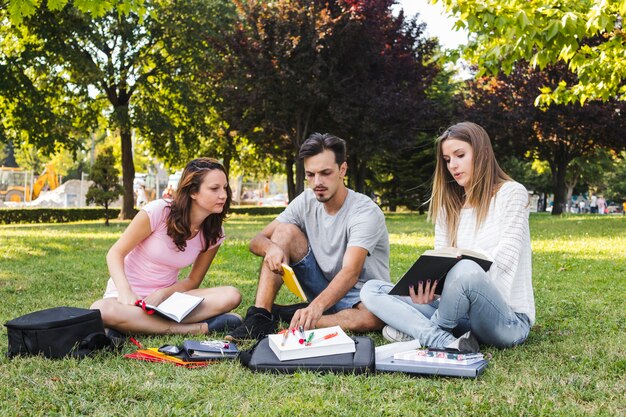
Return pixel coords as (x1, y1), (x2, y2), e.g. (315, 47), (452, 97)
(32, 163), (59, 199)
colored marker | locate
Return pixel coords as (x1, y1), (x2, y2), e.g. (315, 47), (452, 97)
(280, 328), (289, 346)
(298, 325), (306, 344)
(309, 331), (338, 345)
(304, 332), (315, 346)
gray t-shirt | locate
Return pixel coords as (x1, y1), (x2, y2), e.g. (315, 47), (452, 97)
(276, 189), (390, 288)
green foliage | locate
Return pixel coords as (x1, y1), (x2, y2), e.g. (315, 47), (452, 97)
(1, 214), (626, 415)
(0, 205), (283, 225)
(604, 151), (626, 201)
(499, 157), (552, 194)
(462, 61), (626, 214)
(6, 0), (146, 24)
(86, 147), (123, 225)
(0, 207), (122, 224)
(218, 0), (454, 199)
(437, 0), (626, 103)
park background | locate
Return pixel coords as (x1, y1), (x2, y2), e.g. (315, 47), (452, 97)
(1, 0), (625, 415)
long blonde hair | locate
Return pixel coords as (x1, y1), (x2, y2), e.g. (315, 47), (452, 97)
(428, 122), (511, 246)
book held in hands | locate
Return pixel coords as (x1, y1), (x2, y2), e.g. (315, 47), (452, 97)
(280, 263), (307, 301)
(268, 325), (355, 361)
(144, 292), (204, 323)
(389, 247), (492, 296)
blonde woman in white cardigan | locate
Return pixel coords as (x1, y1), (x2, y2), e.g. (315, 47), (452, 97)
(361, 122), (534, 352)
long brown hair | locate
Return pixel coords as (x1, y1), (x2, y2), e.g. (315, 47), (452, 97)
(166, 158), (232, 251)
(428, 122), (511, 247)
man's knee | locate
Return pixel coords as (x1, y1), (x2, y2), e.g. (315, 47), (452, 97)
(271, 223), (308, 262)
(342, 305), (384, 332)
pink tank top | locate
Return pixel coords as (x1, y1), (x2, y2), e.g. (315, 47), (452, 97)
(104, 199), (224, 298)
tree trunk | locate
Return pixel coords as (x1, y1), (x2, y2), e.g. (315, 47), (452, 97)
(104, 201), (110, 226)
(550, 151), (569, 215)
(295, 158), (305, 196)
(286, 155), (295, 202)
(118, 104), (136, 220)
(1, 140), (18, 167)
(356, 161), (366, 194)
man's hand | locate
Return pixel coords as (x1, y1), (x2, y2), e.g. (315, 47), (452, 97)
(409, 280), (438, 304)
(264, 243), (288, 274)
(289, 303), (324, 330)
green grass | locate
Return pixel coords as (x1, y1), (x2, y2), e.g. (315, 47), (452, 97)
(1, 213), (625, 416)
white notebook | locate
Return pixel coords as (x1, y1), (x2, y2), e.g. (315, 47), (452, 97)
(146, 292), (203, 323)
(268, 325), (355, 361)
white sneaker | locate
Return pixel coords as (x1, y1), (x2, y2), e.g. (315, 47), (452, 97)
(382, 325), (414, 343)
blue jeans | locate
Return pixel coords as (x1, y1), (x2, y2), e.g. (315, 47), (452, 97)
(291, 247), (361, 313)
(360, 259), (531, 348)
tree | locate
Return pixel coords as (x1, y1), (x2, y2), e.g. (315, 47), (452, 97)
(86, 147), (124, 226)
(12, 1), (233, 218)
(604, 152), (626, 202)
(436, 0), (626, 104)
(215, 0), (452, 201)
(0, 12), (98, 160)
(462, 62), (626, 214)
(5, 0), (145, 24)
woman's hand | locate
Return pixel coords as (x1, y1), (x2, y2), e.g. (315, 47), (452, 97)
(409, 280), (438, 304)
(118, 289), (140, 306)
(143, 288), (170, 307)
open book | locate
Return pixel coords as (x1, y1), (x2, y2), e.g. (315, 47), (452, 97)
(281, 263), (307, 301)
(389, 247), (492, 296)
(268, 325), (355, 361)
(144, 292), (204, 323)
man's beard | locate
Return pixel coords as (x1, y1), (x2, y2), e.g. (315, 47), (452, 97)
(314, 188), (333, 203)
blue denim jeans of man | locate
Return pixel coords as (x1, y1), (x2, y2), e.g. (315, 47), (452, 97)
(290, 247), (361, 313)
(360, 259), (531, 348)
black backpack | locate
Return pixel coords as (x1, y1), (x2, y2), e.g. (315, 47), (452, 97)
(5, 307), (113, 359)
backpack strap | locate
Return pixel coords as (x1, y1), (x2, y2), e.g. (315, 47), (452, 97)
(238, 338), (263, 367)
(72, 332), (113, 358)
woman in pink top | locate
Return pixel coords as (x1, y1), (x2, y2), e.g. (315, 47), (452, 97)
(91, 158), (242, 335)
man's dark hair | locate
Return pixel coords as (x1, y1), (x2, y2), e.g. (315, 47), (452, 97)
(298, 133), (347, 165)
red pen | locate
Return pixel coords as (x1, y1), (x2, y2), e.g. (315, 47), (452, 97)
(309, 331), (338, 345)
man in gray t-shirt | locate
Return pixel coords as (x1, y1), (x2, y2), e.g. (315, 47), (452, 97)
(226, 133), (390, 341)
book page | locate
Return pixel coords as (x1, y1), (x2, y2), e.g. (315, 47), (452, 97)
(148, 292), (203, 322)
(424, 247), (491, 261)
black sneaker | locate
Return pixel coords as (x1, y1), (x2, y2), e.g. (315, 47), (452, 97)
(272, 302), (309, 324)
(445, 331), (480, 353)
(225, 306), (277, 341)
(105, 328), (126, 350)
(203, 312), (243, 333)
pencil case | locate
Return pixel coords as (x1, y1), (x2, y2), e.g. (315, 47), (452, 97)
(239, 336), (375, 374)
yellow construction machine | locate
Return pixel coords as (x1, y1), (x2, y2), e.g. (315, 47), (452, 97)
(0, 163), (59, 203)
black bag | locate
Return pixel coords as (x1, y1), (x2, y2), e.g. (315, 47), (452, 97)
(5, 307), (112, 359)
(239, 336), (375, 374)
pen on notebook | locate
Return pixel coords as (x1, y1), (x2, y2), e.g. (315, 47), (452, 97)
(309, 331), (338, 345)
(304, 332), (315, 346)
(280, 328), (290, 346)
(298, 325), (306, 344)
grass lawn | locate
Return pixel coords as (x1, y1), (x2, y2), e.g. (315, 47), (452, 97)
(1, 213), (625, 416)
